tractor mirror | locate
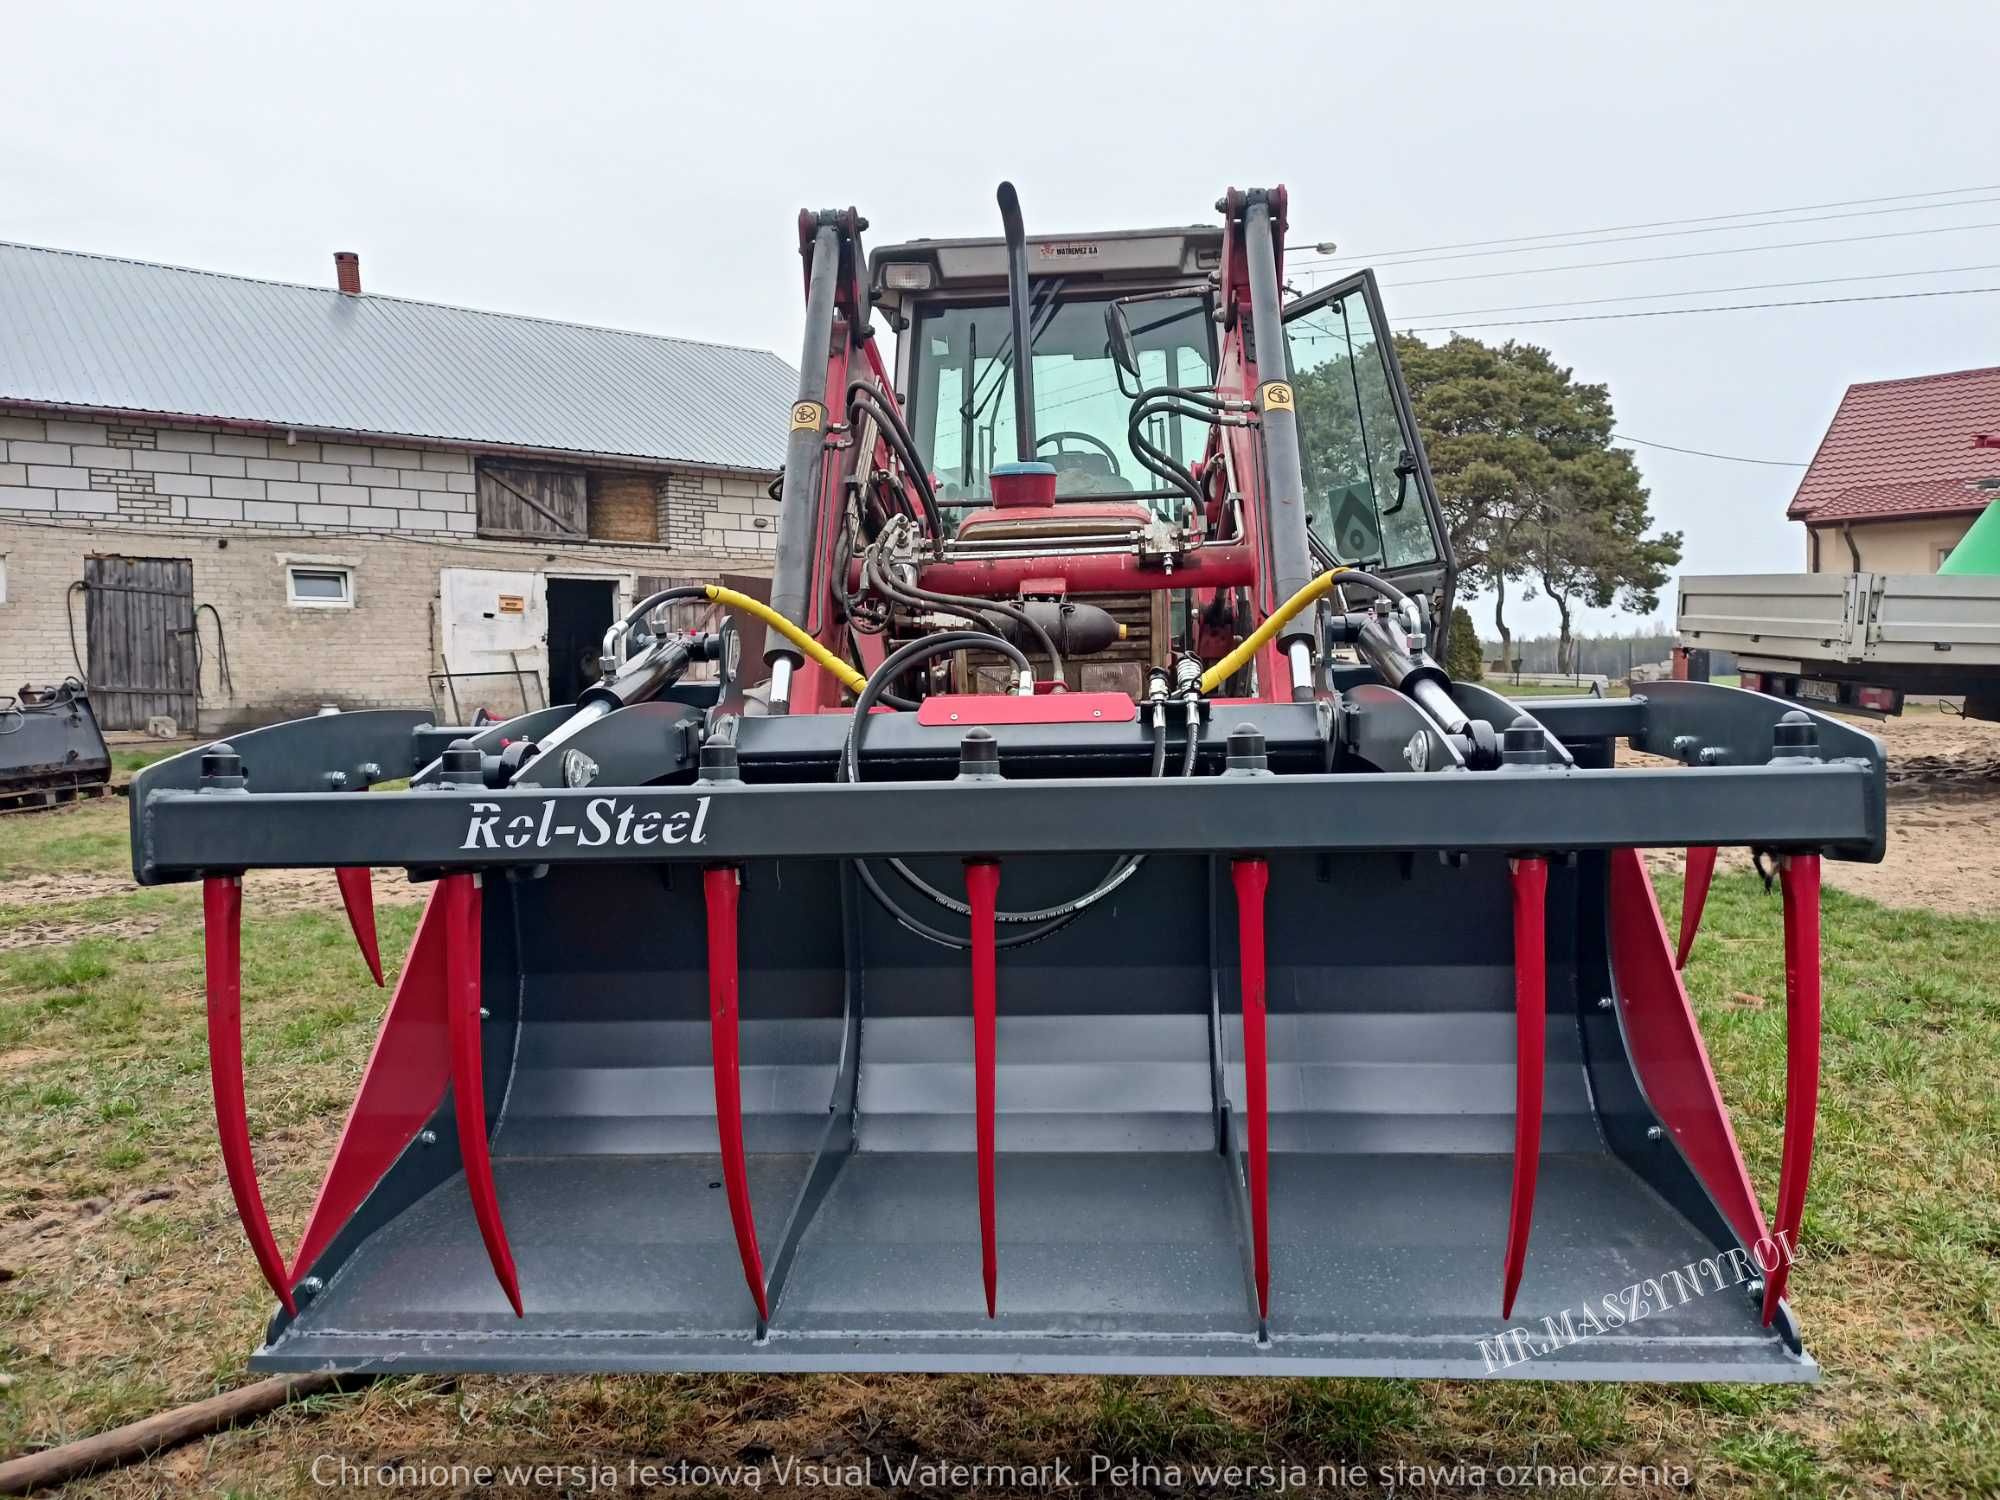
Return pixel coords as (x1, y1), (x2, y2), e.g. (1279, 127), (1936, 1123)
(1104, 301), (1141, 379)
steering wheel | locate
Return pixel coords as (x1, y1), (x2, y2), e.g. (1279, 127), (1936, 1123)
(1037, 429), (1124, 477)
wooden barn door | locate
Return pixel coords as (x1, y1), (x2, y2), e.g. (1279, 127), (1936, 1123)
(84, 555), (197, 730)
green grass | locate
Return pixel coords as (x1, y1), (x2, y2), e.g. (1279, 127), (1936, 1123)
(108, 746), (181, 777)
(0, 802), (136, 882)
(0, 798), (1995, 1496)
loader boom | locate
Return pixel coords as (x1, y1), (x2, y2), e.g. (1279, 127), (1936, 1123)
(128, 179), (1884, 1382)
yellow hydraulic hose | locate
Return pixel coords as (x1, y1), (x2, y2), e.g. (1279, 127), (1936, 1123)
(1198, 567), (1350, 695)
(701, 585), (869, 695)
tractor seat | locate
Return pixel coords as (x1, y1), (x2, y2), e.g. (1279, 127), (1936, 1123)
(1046, 452), (1133, 496)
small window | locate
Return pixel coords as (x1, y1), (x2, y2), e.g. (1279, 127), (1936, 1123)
(287, 565), (353, 607)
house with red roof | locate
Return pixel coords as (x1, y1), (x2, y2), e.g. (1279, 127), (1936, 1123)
(1788, 365), (2000, 574)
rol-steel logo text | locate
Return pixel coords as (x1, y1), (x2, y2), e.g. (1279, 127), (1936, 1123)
(460, 797), (712, 851)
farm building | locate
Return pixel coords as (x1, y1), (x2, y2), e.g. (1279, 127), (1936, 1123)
(0, 241), (794, 732)
(1789, 365), (2000, 575)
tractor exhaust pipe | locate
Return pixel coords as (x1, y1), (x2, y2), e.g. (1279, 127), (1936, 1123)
(996, 182), (1037, 460)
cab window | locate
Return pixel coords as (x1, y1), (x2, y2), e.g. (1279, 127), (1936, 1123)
(910, 292), (1212, 512)
(1284, 277), (1439, 571)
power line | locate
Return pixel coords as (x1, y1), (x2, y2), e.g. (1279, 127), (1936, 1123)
(1398, 283), (2000, 332)
(1611, 433), (1806, 467)
(1290, 181), (2000, 264)
(1398, 261), (2000, 321)
(1382, 218), (2000, 290)
(1296, 193), (2000, 273)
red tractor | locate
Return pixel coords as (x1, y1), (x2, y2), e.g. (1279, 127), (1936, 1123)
(130, 181), (1882, 1380)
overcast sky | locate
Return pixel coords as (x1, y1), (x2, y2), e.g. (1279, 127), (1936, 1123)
(6, 2), (1996, 637)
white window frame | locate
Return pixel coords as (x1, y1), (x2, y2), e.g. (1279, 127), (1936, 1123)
(285, 562), (355, 609)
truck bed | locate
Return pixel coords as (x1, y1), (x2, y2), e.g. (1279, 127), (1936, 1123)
(1678, 571), (2000, 717)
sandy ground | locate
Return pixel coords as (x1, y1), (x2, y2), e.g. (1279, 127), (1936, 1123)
(1630, 711), (2000, 916)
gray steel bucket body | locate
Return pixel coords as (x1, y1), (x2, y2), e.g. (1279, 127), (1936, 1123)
(255, 848), (1811, 1380)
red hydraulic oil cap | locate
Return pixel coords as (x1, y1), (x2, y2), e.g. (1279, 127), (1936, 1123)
(989, 460), (1059, 508)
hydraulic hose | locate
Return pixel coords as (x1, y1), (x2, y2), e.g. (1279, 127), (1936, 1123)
(866, 541), (1065, 685)
(840, 629), (1031, 785)
(843, 627), (1163, 948)
(703, 585), (869, 696)
(605, 582), (868, 697)
(1196, 565), (1421, 695)
(848, 382), (945, 541)
(1199, 567), (1349, 694)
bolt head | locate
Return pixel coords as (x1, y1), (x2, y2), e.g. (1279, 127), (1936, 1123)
(1646, 1124), (1665, 1141)
(419, 1128), (438, 1146)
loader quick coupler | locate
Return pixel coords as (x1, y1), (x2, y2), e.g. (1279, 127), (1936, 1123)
(134, 176), (1883, 1382)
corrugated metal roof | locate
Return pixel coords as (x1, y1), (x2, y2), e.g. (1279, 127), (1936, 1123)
(0, 240), (796, 472)
(1787, 365), (2000, 520)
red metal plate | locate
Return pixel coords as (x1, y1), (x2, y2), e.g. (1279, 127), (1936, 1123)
(1607, 848), (1769, 1256)
(915, 692), (1137, 726)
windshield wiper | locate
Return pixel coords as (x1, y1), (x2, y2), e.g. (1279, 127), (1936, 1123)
(961, 277), (1068, 435)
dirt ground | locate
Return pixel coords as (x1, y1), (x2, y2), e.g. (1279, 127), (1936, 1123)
(1632, 709), (2000, 916)
(0, 865), (425, 952)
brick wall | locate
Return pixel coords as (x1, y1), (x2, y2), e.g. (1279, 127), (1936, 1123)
(0, 409), (778, 555)
(658, 471), (780, 556)
(0, 412), (480, 533)
(0, 518), (769, 733)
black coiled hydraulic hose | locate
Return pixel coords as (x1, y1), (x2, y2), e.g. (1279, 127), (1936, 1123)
(1127, 384), (1228, 510)
(841, 630), (1177, 950)
(847, 381), (946, 542)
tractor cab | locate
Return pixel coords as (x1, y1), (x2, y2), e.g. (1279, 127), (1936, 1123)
(873, 226), (1219, 511)
(872, 222), (1449, 605)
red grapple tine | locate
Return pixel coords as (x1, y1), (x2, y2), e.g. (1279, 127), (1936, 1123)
(1764, 853), (1822, 1325)
(966, 859), (1001, 1319)
(334, 867), (385, 986)
(1675, 846), (1718, 970)
(1502, 856), (1548, 1320)
(1231, 857), (1272, 1322)
(703, 866), (769, 1323)
(203, 877), (298, 1316)
(442, 872), (523, 1317)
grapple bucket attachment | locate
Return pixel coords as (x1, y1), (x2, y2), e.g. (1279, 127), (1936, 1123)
(191, 832), (1831, 1379)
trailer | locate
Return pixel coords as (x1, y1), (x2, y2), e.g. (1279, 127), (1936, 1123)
(1678, 570), (2000, 720)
